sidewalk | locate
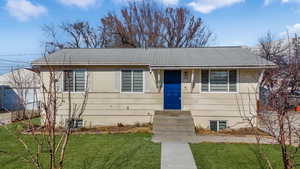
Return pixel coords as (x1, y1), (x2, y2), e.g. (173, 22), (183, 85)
(161, 142), (197, 169)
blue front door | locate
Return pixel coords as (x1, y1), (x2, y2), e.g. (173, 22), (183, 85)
(164, 70), (181, 110)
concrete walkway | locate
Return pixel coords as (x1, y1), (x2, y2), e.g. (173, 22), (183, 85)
(195, 135), (276, 144)
(161, 142), (197, 169)
(154, 135), (277, 144)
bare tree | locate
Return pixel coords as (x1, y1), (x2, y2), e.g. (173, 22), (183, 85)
(100, 1), (213, 48)
(2, 53), (89, 169)
(42, 0), (213, 51)
(240, 33), (300, 169)
(42, 22), (103, 54)
(4, 68), (40, 121)
(258, 32), (288, 65)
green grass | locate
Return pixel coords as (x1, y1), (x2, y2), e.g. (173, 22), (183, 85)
(3, 119), (299, 169)
(190, 143), (297, 169)
(0, 120), (160, 169)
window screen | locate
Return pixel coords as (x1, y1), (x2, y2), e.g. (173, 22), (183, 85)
(64, 70), (86, 92)
(121, 70), (132, 92)
(133, 70), (143, 92)
(121, 70), (143, 92)
(201, 70), (237, 92)
(210, 120), (228, 131)
(210, 70), (228, 92)
(64, 70), (74, 92)
(66, 119), (83, 128)
(210, 120), (218, 131)
(75, 70), (85, 92)
(219, 121), (227, 130)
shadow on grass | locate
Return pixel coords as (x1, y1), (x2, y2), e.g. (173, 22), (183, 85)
(248, 145), (272, 169)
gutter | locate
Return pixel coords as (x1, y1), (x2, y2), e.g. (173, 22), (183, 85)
(150, 65), (277, 70)
(31, 64), (276, 70)
(31, 62), (150, 66)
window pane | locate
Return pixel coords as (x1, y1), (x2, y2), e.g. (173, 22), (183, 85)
(219, 121), (227, 130)
(75, 119), (83, 128)
(201, 70), (209, 92)
(210, 120), (218, 131)
(122, 70), (132, 92)
(133, 70), (143, 92)
(64, 70), (73, 92)
(229, 70), (237, 92)
(75, 70), (85, 92)
(210, 70), (228, 92)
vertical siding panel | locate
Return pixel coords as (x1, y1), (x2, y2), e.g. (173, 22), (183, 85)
(115, 70), (120, 92)
(87, 71), (93, 92)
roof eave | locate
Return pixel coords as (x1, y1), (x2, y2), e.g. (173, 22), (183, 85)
(31, 62), (150, 66)
(31, 62), (277, 69)
(150, 65), (277, 69)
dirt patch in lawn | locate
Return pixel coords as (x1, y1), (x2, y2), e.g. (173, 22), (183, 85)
(195, 127), (270, 137)
(23, 123), (153, 135)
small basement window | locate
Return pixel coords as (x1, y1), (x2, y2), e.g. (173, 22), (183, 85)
(210, 120), (227, 131)
(66, 119), (83, 128)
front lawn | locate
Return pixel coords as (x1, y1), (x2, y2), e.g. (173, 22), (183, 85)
(3, 119), (299, 169)
(0, 120), (160, 169)
(191, 143), (298, 169)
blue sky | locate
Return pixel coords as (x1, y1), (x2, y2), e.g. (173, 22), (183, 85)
(0, 0), (300, 66)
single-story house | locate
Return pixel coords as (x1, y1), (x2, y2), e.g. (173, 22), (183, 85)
(0, 68), (40, 111)
(32, 47), (276, 130)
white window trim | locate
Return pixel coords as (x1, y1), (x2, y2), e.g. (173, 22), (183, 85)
(209, 120), (228, 131)
(120, 69), (145, 93)
(55, 71), (63, 92)
(62, 69), (87, 93)
(201, 69), (239, 93)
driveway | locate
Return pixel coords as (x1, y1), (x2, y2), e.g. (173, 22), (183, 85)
(0, 112), (11, 125)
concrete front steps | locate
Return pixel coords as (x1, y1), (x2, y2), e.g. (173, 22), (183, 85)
(152, 110), (198, 143)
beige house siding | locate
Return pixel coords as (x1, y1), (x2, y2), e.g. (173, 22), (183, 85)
(182, 69), (260, 128)
(40, 66), (261, 129)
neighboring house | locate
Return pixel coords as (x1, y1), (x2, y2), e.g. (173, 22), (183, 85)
(0, 68), (40, 111)
(32, 47), (276, 130)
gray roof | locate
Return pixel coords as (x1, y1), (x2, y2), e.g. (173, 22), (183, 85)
(32, 47), (276, 68)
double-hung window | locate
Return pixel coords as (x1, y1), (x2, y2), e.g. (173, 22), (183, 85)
(121, 70), (143, 92)
(201, 70), (238, 92)
(63, 70), (86, 92)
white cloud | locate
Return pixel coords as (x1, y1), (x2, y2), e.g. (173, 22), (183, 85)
(264, 0), (273, 6)
(279, 24), (300, 37)
(286, 23), (300, 34)
(187, 0), (244, 14)
(264, 0), (300, 6)
(58, 0), (97, 8)
(161, 0), (179, 6)
(5, 0), (47, 22)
